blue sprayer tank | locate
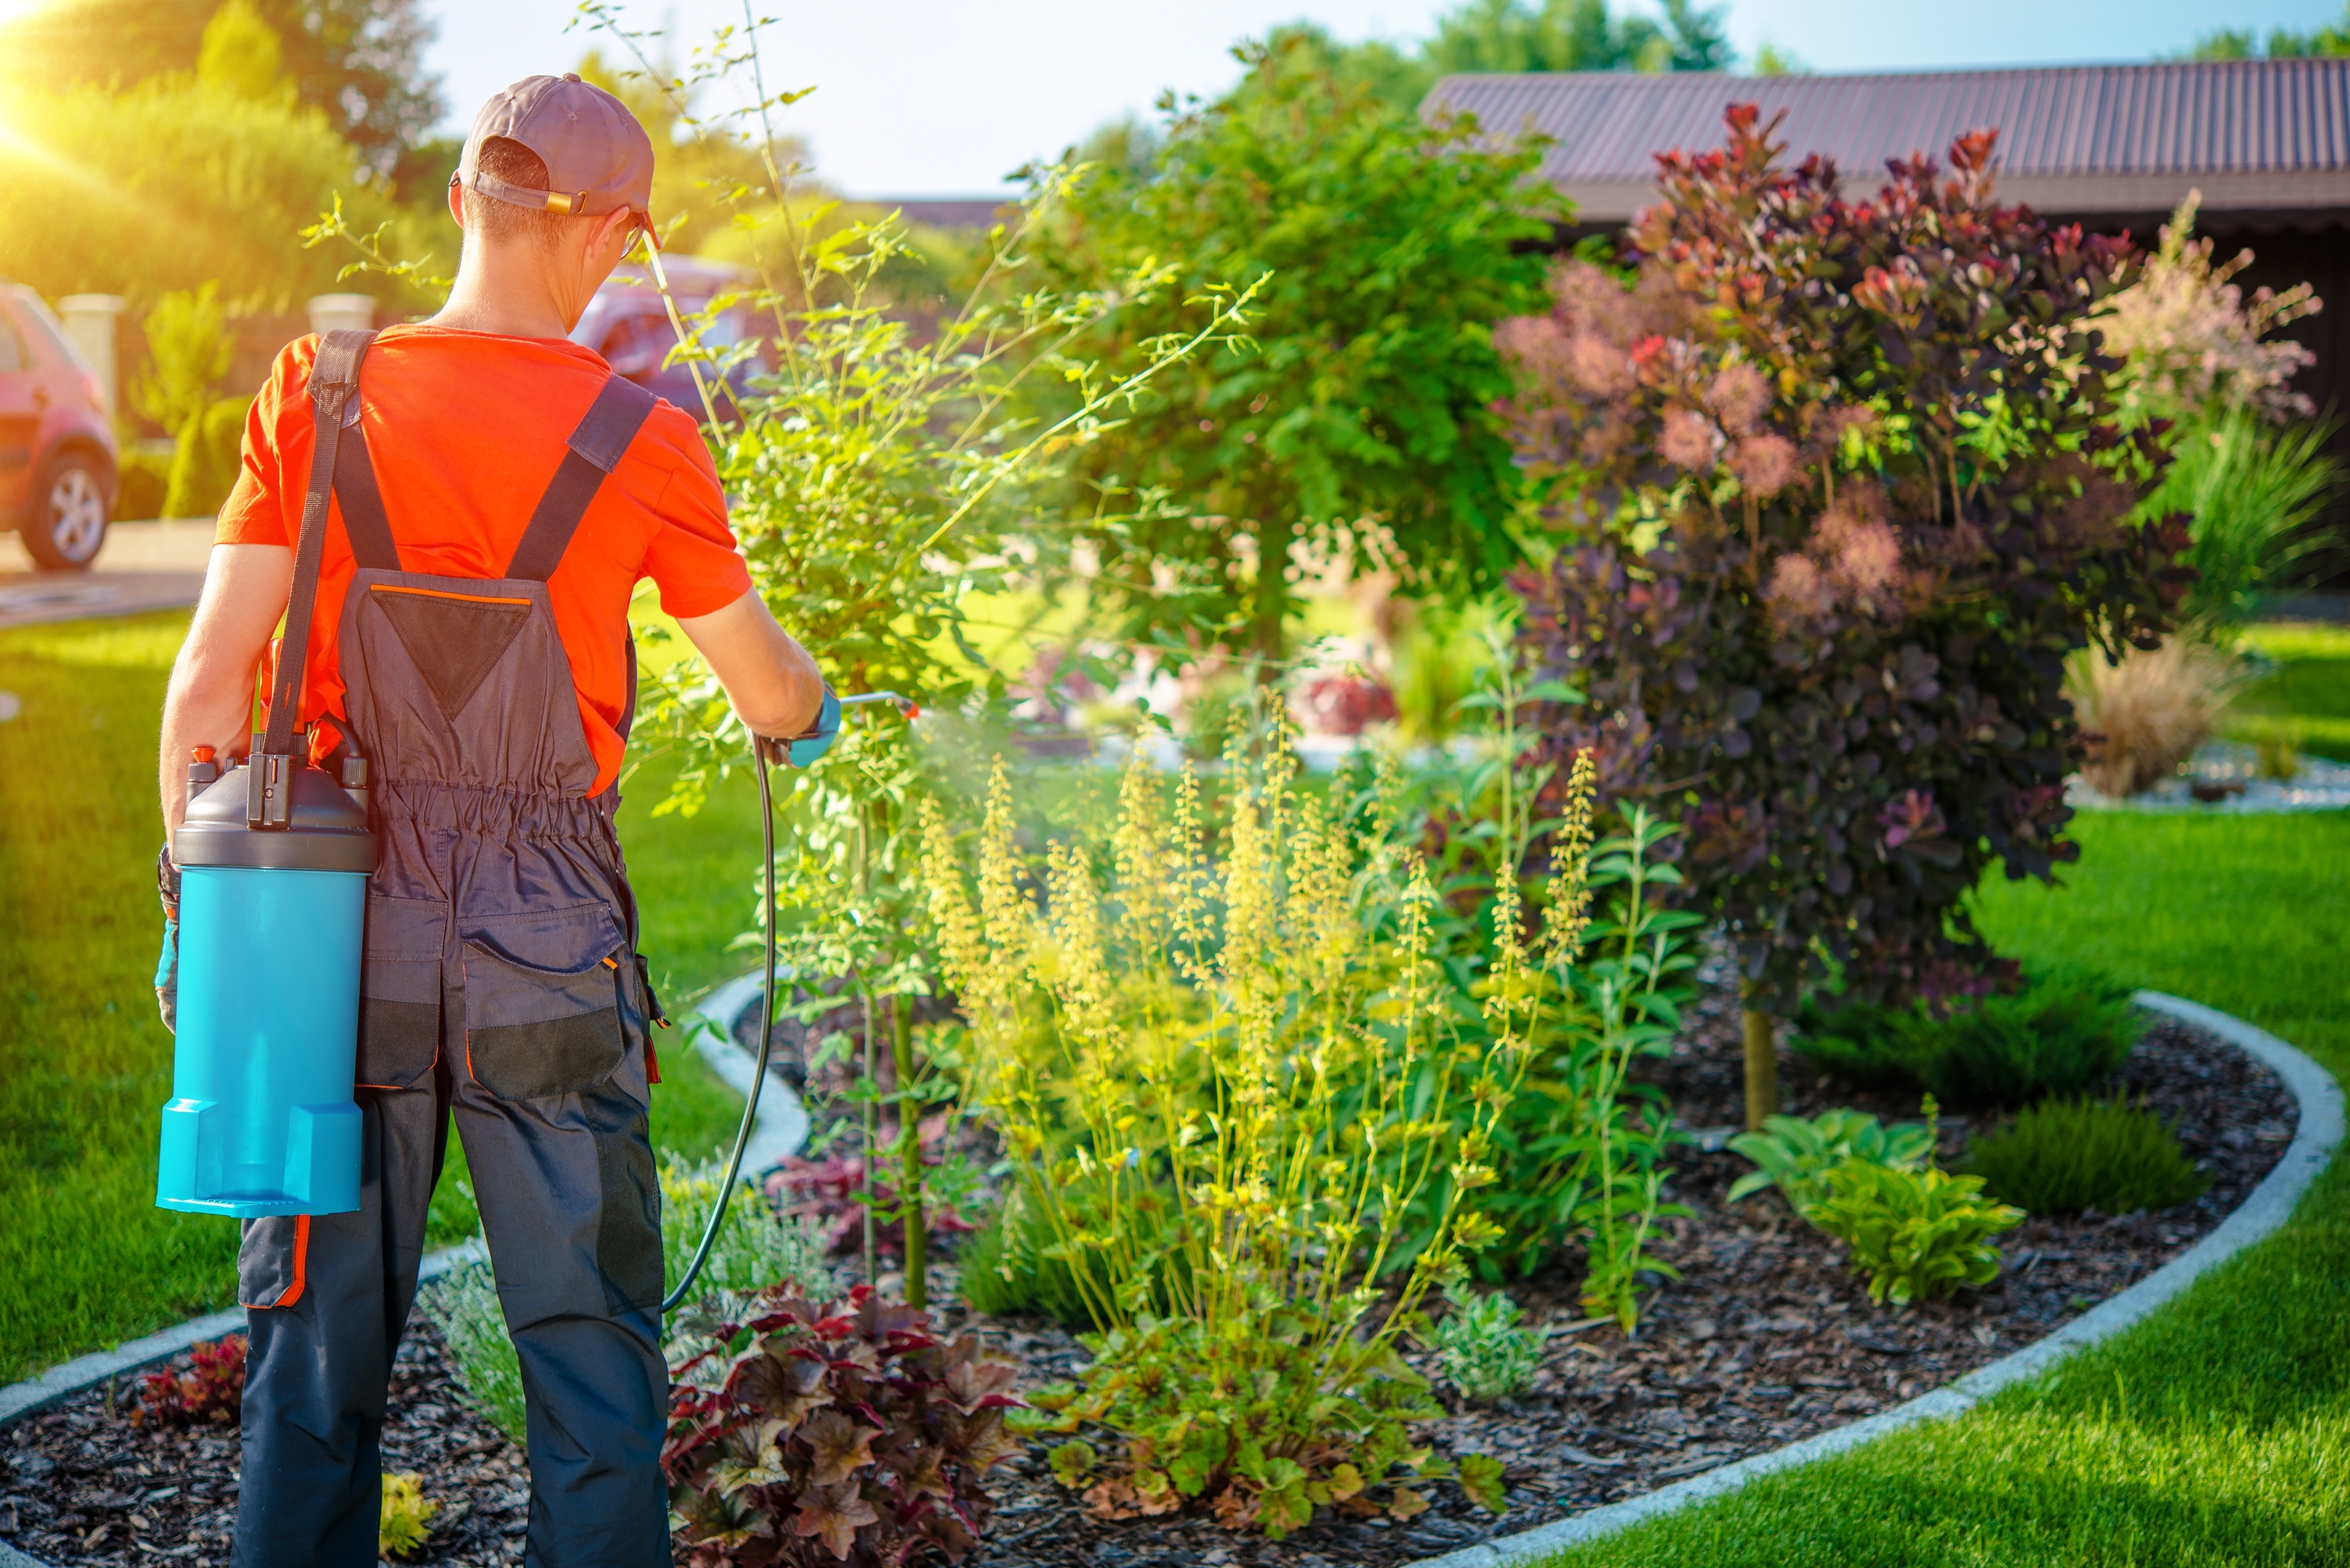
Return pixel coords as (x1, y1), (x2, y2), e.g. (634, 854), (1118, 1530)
(158, 751), (377, 1218)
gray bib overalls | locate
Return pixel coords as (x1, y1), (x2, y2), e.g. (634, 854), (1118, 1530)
(232, 331), (669, 1566)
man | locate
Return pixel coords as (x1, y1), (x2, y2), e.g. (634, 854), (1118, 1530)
(154, 74), (829, 1565)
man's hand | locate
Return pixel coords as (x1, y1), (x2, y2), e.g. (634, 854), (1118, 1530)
(675, 589), (826, 756)
(158, 544), (294, 845)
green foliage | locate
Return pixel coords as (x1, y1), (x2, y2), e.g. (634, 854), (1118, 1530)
(1026, 32), (1566, 655)
(198, 0), (290, 103)
(956, 1189), (1112, 1327)
(2182, 4), (2350, 60)
(1509, 107), (2191, 1013)
(1795, 967), (2145, 1107)
(2150, 406), (2337, 628)
(1804, 1159), (2025, 1307)
(1726, 1109), (1934, 1210)
(377, 1472), (438, 1559)
(0, 0), (444, 173)
(0, 74), (406, 304)
(660, 1151), (831, 1306)
(1030, 1310), (1453, 1536)
(923, 710), (1590, 1528)
(1270, 0), (1735, 117)
(664, 1285), (1025, 1565)
(1426, 0), (1732, 75)
(1965, 1098), (2212, 1216)
(1388, 592), (1515, 743)
(1932, 971), (2145, 1105)
(1788, 995), (1944, 1090)
(417, 1255), (526, 1442)
(130, 286), (251, 519)
(1431, 1284), (1546, 1401)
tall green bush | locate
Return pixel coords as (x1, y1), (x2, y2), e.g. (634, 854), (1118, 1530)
(1504, 106), (2191, 1126)
(1024, 32), (1566, 657)
(130, 286), (251, 519)
(0, 76), (405, 305)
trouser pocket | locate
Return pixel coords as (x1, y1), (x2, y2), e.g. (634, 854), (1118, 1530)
(358, 894), (445, 1090)
(460, 901), (631, 1101)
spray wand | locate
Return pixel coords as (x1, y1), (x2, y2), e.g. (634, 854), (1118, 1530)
(660, 690), (918, 1315)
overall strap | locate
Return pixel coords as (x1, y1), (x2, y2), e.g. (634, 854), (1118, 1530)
(331, 393), (401, 572)
(252, 328), (377, 827)
(505, 375), (659, 582)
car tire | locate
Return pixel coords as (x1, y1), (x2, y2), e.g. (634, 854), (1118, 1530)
(21, 448), (111, 571)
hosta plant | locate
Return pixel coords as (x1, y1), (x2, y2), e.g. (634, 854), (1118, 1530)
(1805, 1159), (2025, 1306)
(920, 712), (1576, 1531)
(1430, 1284), (1547, 1402)
(664, 1285), (1025, 1566)
(1503, 103), (2193, 1124)
(134, 1334), (245, 1427)
(1727, 1108), (1935, 1211)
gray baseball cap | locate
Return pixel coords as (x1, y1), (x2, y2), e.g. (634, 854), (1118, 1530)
(458, 73), (655, 228)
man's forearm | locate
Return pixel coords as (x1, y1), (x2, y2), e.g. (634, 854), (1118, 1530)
(676, 590), (826, 740)
(159, 544), (296, 846)
(158, 667), (260, 841)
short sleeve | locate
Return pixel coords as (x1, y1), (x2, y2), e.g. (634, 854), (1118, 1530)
(637, 407), (753, 619)
(216, 338), (318, 548)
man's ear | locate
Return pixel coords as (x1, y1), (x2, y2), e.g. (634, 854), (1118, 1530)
(446, 176), (467, 230)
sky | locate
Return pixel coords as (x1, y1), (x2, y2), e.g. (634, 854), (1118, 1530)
(421, 0), (2350, 197)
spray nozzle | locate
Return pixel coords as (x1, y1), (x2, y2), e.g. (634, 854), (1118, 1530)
(840, 691), (919, 721)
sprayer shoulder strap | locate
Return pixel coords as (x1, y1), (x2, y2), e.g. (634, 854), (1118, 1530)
(256, 329), (378, 781)
(504, 374), (659, 582)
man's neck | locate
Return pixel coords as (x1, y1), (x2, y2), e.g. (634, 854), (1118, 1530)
(427, 243), (584, 340)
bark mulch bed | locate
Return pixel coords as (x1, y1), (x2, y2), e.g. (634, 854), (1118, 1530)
(948, 976), (2295, 1568)
(0, 980), (2295, 1568)
(1, 1326), (527, 1566)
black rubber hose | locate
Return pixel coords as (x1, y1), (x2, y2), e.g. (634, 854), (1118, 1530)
(660, 748), (779, 1315)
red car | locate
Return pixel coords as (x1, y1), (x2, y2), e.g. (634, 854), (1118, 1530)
(0, 282), (118, 571)
(568, 257), (767, 416)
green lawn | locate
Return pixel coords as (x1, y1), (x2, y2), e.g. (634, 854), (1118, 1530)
(0, 610), (765, 1381)
(2225, 621), (2350, 762)
(1539, 812), (2350, 1565)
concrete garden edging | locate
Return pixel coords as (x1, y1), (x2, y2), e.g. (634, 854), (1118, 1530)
(0, 975), (804, 1445)
(1402, 992), (2346, 1568)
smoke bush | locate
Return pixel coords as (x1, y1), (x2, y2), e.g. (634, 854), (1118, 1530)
(1503, 105), (2193, 1018)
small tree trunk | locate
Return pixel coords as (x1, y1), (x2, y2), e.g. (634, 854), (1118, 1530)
(892, 993), (926, 1310)
(1741, 1007), (1781, 1132)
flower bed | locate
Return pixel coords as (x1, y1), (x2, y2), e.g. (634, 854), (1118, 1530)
(0, 983), (2286, 1568)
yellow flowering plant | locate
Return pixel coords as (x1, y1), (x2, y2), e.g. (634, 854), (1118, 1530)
(918, 706), (1602, 1533)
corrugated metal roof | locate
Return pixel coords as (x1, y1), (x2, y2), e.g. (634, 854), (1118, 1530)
(1426, 60), (2350, 223)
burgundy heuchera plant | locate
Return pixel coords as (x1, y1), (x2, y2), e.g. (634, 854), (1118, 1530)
(1501, 106), (2193, 1122)
(665, 1284), (1024, 1566)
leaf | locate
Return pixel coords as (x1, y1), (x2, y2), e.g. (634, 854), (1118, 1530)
(1388, 1484), (1431, 1521)
(789, 1481), (880, 1560)
(800, 1410), (879, 1486)
(1458, 1453), (1508, 1514)
(1049, 1439), (1097, 1488)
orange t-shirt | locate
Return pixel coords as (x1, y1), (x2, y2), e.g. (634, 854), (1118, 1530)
(217, 324), (752, 793)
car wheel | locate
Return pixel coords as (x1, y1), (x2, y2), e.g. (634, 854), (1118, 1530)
(21, 449), (110, 571)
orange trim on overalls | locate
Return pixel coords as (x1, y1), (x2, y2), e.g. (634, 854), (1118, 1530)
(243, 1214), (313, 1310)
(368, 583), (533, 608)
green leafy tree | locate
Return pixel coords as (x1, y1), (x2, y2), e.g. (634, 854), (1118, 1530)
(0, 73), (405, 305)
(0, 0), (442, 173)
(1028, 34), (1566, 658)
(2182, 4), (2350, 59)
(1272, 0), (1733, 116)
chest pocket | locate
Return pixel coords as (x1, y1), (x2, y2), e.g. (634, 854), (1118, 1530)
(462, 902), (636, 1101)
